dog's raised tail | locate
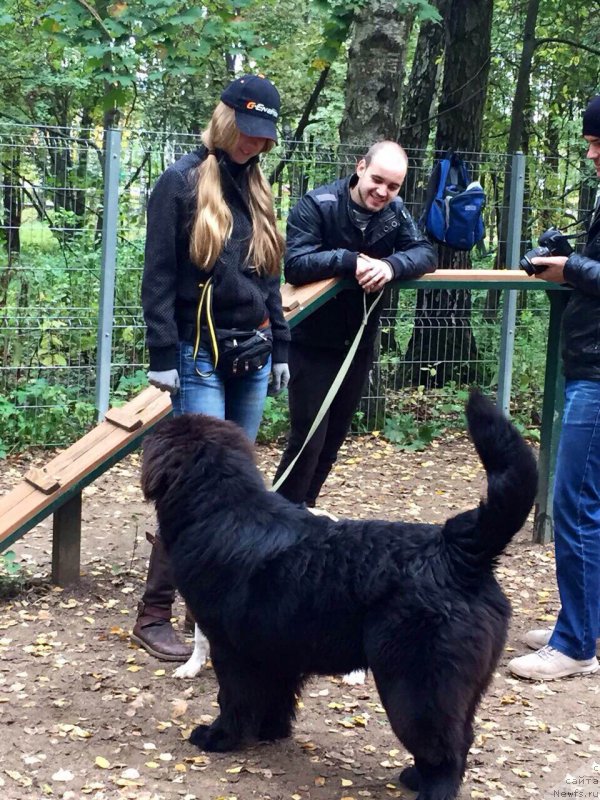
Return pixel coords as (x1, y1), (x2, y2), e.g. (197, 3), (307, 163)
(446, 391), (538, 567)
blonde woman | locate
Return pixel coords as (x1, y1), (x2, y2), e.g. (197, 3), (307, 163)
(133, 75), (290, 661)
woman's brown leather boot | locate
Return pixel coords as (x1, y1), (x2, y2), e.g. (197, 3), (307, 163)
(131, 532), (192, 662)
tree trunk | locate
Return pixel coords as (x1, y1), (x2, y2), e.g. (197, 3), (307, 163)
(378, 0), (450, 366)
(339, 0), (414, 148)
(496, 0), (540, 269)
(269, 66), (331, 186)
(2, 149), (21, 258)
(434, 0), (494, 154)
(74, 106), (94, 221)
(578, 157), (598, 228)
(399, 0), (450, 209)
(403, 0), (494, 388)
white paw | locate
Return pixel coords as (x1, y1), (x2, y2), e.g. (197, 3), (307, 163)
(342, 669), (366, 686)
(308, 507), (339, 521)
(173, 654), (206, 679)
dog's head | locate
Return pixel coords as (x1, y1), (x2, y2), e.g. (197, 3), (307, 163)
(141, 413), (257, 504)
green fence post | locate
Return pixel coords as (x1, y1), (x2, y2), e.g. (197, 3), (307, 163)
(96, 125), (122, 421)
(533, 290), (567, 543)
(497, 151), (525, 415)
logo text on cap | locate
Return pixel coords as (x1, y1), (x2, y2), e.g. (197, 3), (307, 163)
(245, 101), (278, 117)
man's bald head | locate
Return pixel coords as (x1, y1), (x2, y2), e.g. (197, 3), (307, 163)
(363, 141), (408, 169)
(351, 140), (408, 212)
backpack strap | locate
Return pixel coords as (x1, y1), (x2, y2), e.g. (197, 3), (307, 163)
(450, 152), (471, 189)
(435, 157), (452, 201)
(419, 160), (441, 227)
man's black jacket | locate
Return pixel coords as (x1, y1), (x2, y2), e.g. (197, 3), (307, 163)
(562, 204), (600, 380)
(285, 175), (436, 350)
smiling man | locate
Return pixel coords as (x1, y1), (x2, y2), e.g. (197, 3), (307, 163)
(273, 141), (436, 507)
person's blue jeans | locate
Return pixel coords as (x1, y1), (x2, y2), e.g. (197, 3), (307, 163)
(550, 379), (600, 660)
(171, 341), (271, 443)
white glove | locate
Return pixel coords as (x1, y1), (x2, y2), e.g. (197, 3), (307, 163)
(270, 363), (290, 394)
(148, 369), (180, 395)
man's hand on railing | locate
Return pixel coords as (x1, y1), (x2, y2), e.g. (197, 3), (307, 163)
(356, 254), (394, 293)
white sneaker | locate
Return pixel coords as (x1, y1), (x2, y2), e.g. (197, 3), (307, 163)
(508, 646), (599, 680)
(523, 628), (554, 650)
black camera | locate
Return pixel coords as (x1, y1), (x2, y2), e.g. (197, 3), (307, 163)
(519, 227), (573, 275)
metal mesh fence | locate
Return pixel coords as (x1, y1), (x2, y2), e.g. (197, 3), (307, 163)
(359, 288), (549, 441)
(0, 122), (593, 447)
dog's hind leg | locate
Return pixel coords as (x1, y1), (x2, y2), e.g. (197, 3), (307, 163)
(397, 714), (475, 796)
(372, 670), (470, 800)
(389, 717), (465, 800)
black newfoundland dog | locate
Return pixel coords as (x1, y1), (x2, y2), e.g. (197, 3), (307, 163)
(141, 391), (537, 800)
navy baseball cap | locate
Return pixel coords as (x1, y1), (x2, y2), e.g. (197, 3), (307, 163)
(221, 75), (280, 142)
(582, 95), (600, 138)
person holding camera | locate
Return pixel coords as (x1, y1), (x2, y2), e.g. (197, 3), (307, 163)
(509, 94), (600, 681)
(132, 75), (290, 661)
(272, 141), (436, 508)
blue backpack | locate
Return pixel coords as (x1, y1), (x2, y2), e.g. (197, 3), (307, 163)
(421, 151), (486, 250)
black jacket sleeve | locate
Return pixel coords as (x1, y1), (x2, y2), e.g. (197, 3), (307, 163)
(564, 253), (600, 297)
(384, 210), (437, 279)
(141, 167), (187, 371)
(284, 195), (359, 285)
(264, 274), (290, 364)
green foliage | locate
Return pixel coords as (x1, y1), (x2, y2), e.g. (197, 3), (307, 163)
(312, 0), (362, 64)
(40, 0), (250, 112)
(384, 412), (443, 451)
(399, 0), (442, 23)
(380, 380), (540, 452)
(0, 551), (25, 600)
(381, 382), (467, 450)
(256, 392), (290, 443)
(114, 370), (149, 399)
(0, 381), (96, 455)
(0, 551), (20, 578)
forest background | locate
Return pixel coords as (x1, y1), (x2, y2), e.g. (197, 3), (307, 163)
(1, 0), (600, 455)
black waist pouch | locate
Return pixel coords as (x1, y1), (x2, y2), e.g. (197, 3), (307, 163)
(212, 327), (272, 378)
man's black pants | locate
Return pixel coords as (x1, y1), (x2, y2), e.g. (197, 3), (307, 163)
(273, 341), (373, 505)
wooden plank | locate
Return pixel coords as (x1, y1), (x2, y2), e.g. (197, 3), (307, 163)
(0, 386), (172, 546)
(280, 271), (565, 328)
(24, 467), (61, 494)
(281, 271), (538, 296)
(281, 278), (345, 325)
(281, 278), (339, 314)
(104, 406), (144, 432)
(418, 269), (540, 282)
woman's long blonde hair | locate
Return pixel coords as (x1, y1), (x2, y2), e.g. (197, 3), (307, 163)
(189, 102), (284, 276)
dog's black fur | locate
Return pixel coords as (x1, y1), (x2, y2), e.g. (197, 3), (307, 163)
(142, 391), (537, 800)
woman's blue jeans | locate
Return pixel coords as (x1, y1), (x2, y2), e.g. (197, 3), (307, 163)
(171, 341), (271, 443)
(549, 380), (600, 660)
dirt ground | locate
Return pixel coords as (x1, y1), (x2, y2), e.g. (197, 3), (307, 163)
(0, 432), (599, 800)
